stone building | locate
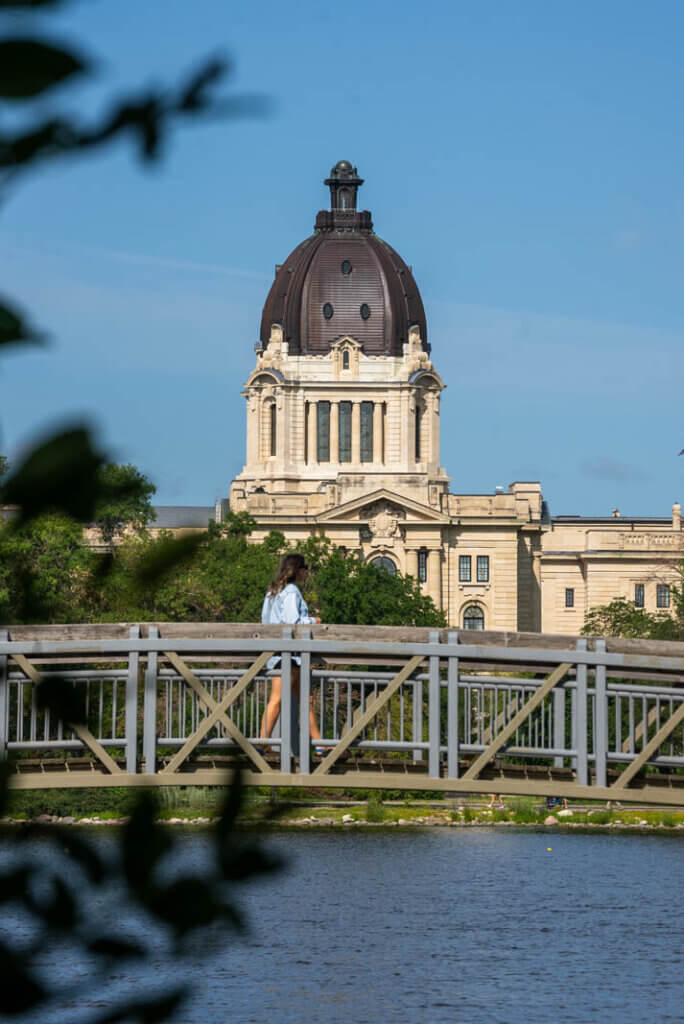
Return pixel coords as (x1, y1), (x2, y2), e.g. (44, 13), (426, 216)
(227, 161), (684, 633)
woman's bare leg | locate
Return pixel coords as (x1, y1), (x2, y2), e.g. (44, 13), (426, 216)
(260, 676), (282, 739)
(261, 668), (322, 743)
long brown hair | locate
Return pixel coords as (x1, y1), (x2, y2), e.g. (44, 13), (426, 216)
(268, 553), (308, 595)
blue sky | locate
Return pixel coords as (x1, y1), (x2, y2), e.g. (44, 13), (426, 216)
(2, 0), (683, 514)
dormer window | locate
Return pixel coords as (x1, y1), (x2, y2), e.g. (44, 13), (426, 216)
(342, 350), (350, 370)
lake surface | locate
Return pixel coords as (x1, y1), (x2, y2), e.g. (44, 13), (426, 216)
(2, 827), (683, 1023)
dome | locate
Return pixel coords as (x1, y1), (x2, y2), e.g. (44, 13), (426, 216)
(259, 163), (428, 357)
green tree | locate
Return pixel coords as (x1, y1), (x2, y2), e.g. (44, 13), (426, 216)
(0, 454), (7, 479)
(311, 547), (445, 627)
(582, 565), (684, 640)
(0, 512), (96, 623)
(94, 462), (157, 544)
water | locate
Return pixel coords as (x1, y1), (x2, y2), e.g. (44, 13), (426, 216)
(2, 827), (683, 1023)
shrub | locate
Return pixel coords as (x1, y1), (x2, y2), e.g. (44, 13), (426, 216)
(366, 794), (387, 823)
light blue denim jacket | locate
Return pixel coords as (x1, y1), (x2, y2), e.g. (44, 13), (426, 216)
(261, 583), (316, 669)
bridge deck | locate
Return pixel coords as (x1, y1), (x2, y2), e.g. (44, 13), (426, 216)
(1, 624), (684, 805)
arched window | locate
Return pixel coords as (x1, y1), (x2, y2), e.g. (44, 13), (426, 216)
(323, 303), (334, 320)
(269, 402), (276, 457)
(342, 349), (350, 370)
(370, 556), (397, 576)
(463, 605), (485, 630)
(360, 303), (371, 320)
(341, 260), (352, 275)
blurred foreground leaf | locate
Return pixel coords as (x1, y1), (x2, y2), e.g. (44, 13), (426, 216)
(0, 297), (45, 347)
(1, 426), (105, 524)
(0, 38), (87, 99)
(35, 674), (88, 725)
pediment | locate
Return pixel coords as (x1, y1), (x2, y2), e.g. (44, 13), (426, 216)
(316, 488), (448, 524)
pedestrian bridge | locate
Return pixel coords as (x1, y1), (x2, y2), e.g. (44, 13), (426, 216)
(1, 624), (684, 806)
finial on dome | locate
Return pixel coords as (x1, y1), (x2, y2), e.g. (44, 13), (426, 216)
(324, 160), (364, 212)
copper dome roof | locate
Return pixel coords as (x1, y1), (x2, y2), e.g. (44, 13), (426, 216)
(259, 162), (428, 357)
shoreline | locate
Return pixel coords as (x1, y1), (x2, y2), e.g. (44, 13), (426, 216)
(2, 813), (684, 834)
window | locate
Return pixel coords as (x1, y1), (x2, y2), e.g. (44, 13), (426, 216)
(477, 555), (490, 583)
(657, 584), (670, 608)
(565, 588), (574, 608)
(371, 556), (397, 576)
(418, 549), (427, 583)
(269, 403), (276, 457)
(360, 303), (371, 320)
(338, 401), (351, 462)
(459, 555), (471, 582)
(323, 303), (334, 320)
(341, 260), (352, 275)
(634, 583), (644, 608)
(360, 401), (373, 462)
(463, 605), (485, 630)
(415, 403), (422, 461)
(342, 349), (350, 370)
(317, 401), (330, 462)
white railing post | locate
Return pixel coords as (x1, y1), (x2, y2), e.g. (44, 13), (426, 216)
(299, 628), (311, 775)
(0, 631), (7, 762)
(575, 638), (588, 786)
(125, 625), (140, 774)
(143, 626), (159, 774)
(593, 638), (607, 787)
(446, 632), (459, 778)
(280, 627), (293, 773)
(428, 632), (441, 778)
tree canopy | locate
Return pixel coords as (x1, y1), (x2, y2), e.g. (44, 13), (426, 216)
(0, 508), (445, 627)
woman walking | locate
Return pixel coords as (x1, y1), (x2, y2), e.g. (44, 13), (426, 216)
(260, 554), (324, 752)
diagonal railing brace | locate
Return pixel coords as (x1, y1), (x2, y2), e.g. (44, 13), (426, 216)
(612, 700), (684, 790)
(313, 655), (424, 776)
(12, 654), (123, 775)
(462, 662), (572, 781)
(163, 651), (270, 773)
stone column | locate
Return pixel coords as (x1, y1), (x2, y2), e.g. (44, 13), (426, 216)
(427, 548), (442, 609)
(405, 548), (419, 580)
(373, 402), (383, 464)
(351, 402), (361, 464)
(330, 402), (339, 464)
(430, 392), (440, 467)
(246, 393), (258, 467)
(307, 402), (317, 465)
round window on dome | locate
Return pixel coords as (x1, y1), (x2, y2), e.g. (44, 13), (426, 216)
(323, 303), (334, 320)
(341, 260), (352, 275)
(360, 303), (371, 320)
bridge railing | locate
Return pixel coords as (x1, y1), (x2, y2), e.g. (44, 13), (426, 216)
(1, 624), (684, 803)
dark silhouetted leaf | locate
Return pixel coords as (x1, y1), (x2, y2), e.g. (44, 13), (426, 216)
(0, 761), (11, 818)
(26, 874), (78, 929)
(35, 675), (87, 726)
(0, 298), (44, 347)
(178, 58), (228, 111)
(0, 426), (106, 524)
(122, 792), (172, 893)
(0, 39), (87, 99)
(93, 987), (187, 1024)
(134, 533), (204, 587)
(0, 867), (31, 904)
(219, 844), (281, 883)
(0, 1), (66, 7)
(0, 942), (46, 1013)
(147, 877), (231, 935)
(88, 936), (147, 959)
